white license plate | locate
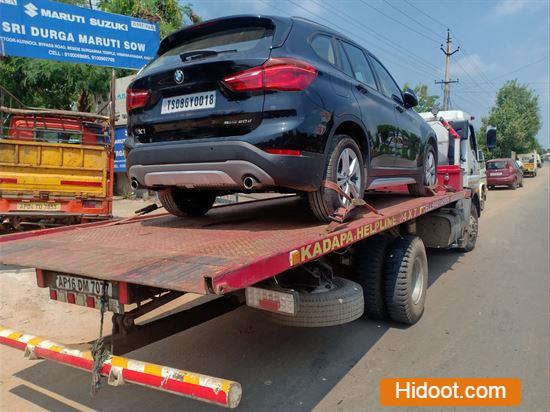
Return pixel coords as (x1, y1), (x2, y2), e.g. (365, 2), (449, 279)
(161, 91), (216, 114)
(17, 202), (61, 211)
(490, 172), (503, 176)
(55, 275), (114, 297)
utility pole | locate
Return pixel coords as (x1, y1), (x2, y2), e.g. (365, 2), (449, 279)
(435, 29), (460, 110)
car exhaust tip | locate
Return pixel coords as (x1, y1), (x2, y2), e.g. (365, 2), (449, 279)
(131, 178), (140, 190)
(243, 176), (260, 190)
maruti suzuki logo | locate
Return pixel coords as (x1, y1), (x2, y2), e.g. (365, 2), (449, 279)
(24, 2), (38, 17)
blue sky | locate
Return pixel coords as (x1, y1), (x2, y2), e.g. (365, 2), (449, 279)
(191, 0), (550, 148)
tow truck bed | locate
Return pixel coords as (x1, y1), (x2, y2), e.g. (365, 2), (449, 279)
(0, 190), (466, 295)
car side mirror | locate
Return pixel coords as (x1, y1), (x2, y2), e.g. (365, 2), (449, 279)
(402, 88), (418, 109)
(486, 127), (497, 149)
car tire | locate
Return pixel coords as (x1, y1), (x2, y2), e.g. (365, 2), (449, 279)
(408, 144), (437, 197)
(353, 234), (394, 319)
(510, 180), (517, 190)
(457, 204), (479, 253)
(262, 277), (364, 327)
(308, 135), (366, 222)
(384, 236), (428, 325)
(159, 188), (216, 217)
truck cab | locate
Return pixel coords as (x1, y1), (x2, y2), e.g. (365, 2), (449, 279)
(419, 110), (486, 212)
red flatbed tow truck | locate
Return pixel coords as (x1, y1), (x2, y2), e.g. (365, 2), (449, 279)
(0, 166), (481, 408)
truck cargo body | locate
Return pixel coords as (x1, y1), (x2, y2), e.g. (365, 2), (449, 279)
(0, 111), (113, 229)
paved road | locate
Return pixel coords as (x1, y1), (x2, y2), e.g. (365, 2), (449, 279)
(1, 168), (548, 412)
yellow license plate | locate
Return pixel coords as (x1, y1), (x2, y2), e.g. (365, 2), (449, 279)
(16, 202), (61, 211)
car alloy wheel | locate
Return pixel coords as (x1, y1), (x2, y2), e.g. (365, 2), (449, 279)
(336, 148), (362, 206)
(408, 144), (437, 196)
(425, 149), (436, 187)
(307, 135), (365, 222)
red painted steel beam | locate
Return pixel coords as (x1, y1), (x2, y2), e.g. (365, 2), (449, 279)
(0, 325), (242, 408)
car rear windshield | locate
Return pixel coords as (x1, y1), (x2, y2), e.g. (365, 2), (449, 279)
(487, 161), (508, 169)
(141, 26), (273, 74)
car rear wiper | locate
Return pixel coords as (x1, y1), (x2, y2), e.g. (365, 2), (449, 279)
(179, 49), (238, 62)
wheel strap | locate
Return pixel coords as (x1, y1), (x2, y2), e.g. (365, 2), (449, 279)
(321, 179), (383, 224)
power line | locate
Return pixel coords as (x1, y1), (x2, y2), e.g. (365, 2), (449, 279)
(491, 56), (550, 80)
(376, 1), (495, 109)
(371, 0), (497, 109)
(358, 0), (441, 44)
(403, 0), (448, 30)
(400, 0), (500, 95)
(461, 81), (549, 85)
(453, 60), (495, 107)
(381, 0), (443, 40)
(454, 90), (497, 94)
(270, 0), (440, 81)
(309, 0), (442, 75)
(453, 41), (499, 92)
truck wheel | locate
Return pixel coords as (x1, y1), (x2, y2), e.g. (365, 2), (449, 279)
(159, 188), (216, 217)
(408, 144), (437, 197)
(308, 135), (366, 222)
(263, 277), (364, 327)
(384, 236), (428, 325)
(457, 204), (479, 252)
(353, 234), (394, 319)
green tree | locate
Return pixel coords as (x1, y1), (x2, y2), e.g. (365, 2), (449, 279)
(479, 80), (541, 158)
(402, 83), (440, 113)
(97, 0), (200, 38)
(0, 1), (199, 110)
(0, 59), (111, 111)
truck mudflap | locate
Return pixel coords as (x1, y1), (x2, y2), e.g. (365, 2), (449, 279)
(0, 325), (242, 408)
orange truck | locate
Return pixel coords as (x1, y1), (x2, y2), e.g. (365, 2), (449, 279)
(0, 105), (114, 230)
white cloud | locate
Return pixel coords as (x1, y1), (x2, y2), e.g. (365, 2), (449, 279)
(493, 0), (546, 16)
(450, 54), (498, 78)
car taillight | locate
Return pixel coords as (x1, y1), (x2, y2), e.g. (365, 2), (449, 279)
(222, 58), (317, 92)
(509, 166), (515, 174)
(126, 88), (150, 112)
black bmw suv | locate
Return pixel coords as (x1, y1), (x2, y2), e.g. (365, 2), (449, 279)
(125, 15), (438, 221)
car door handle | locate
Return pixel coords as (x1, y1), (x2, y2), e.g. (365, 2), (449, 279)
(395, 105), (405, 113)
(356, 85), (369, 94)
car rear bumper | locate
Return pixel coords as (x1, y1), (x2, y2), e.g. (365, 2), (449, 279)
(127, 141), (325, 192)
(487, 175), (515, 185)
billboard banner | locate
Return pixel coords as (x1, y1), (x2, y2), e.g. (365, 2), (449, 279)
(114, 126), (126, 172)
(115, 74), (135, 126)
(0, 0), (160, 69)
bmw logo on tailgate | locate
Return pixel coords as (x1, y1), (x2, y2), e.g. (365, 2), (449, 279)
(174, 70), (185, 84)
